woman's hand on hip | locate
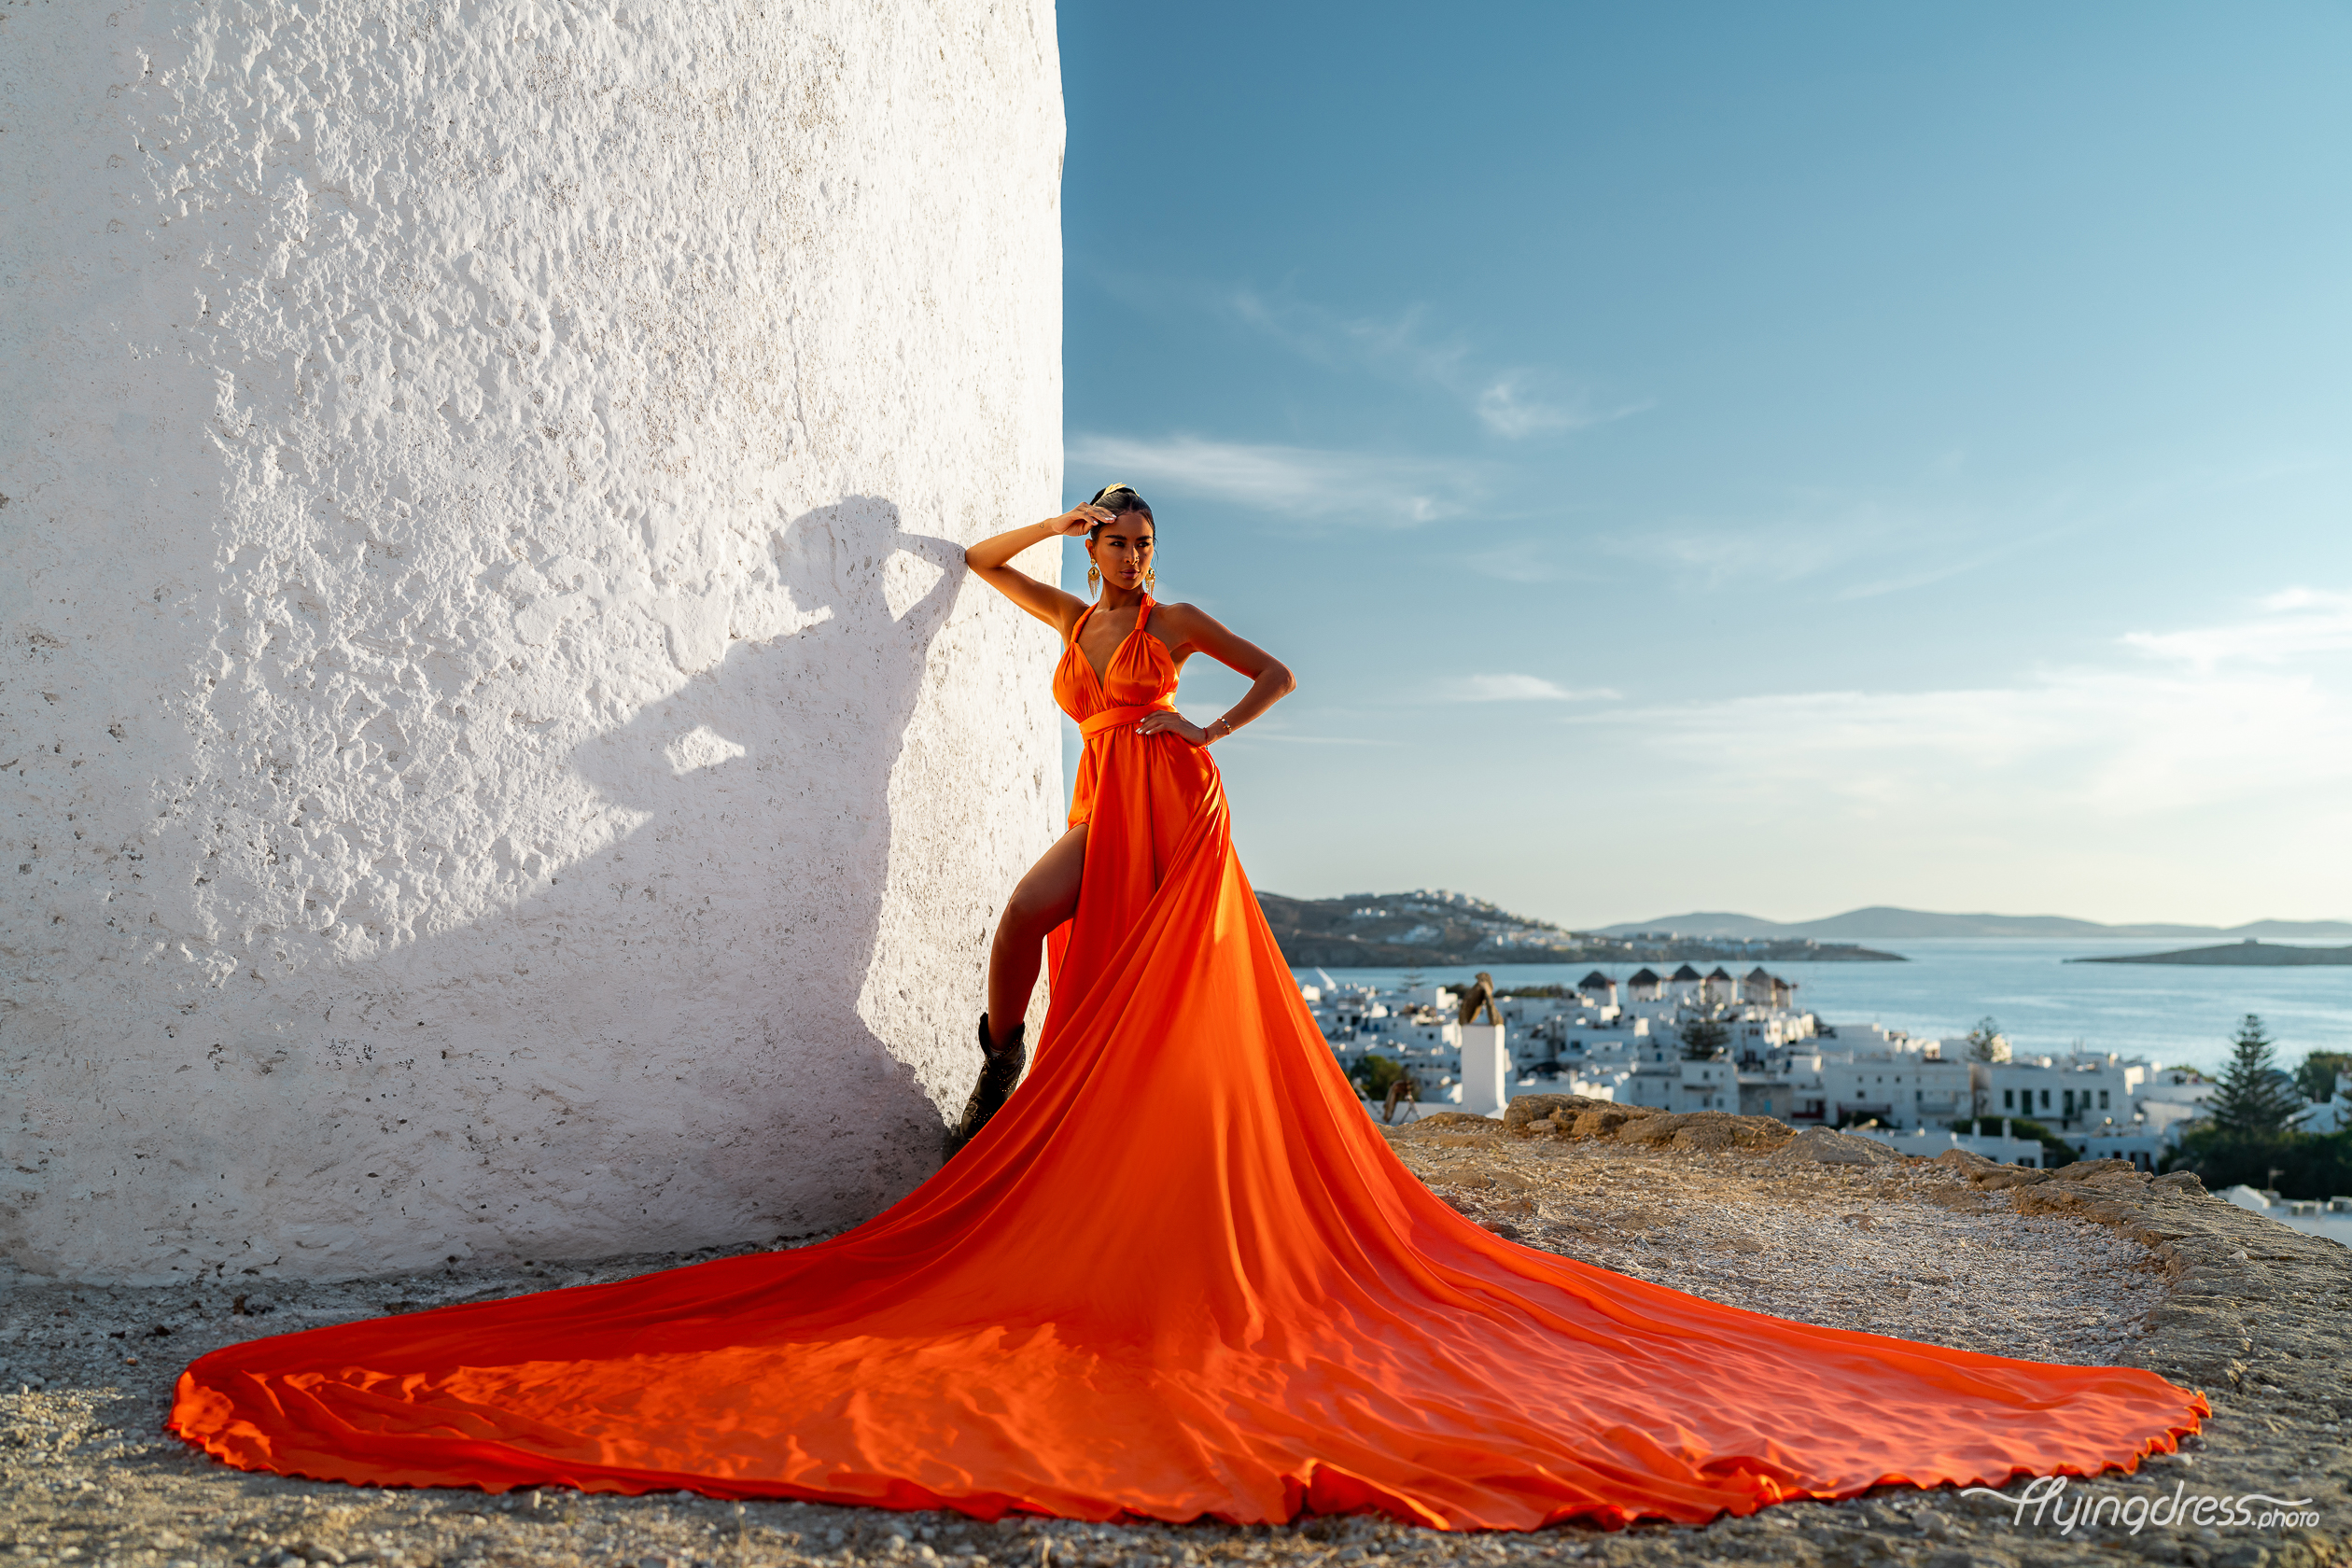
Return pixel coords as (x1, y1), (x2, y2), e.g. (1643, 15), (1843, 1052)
(1135, 711), (1211, 747)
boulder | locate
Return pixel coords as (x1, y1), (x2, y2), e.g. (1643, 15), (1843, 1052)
(1502, 1095), (1626, 1136)
(1931, 1147), (1997, 1171)
(1763, 1127), (1902, 1167)
(1396, 1112), (1504, 1134)
(1969, 1166), (2051, 1191)
(1613, 1111), (1795, 1153)
(2048, 1157), (2147, 1188)
(1570, 1108), (1655, 1140)
(2150, 1169), (2205, 1194)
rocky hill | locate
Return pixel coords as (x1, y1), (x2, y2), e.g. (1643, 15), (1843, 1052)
(1258, 889), (1902, 968)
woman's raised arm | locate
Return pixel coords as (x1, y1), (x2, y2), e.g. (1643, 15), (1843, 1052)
(964, 507), (1108, 636)
(1134, 602), (1297, 749)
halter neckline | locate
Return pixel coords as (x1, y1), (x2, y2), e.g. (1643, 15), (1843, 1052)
(1071, 595), (1155, 690)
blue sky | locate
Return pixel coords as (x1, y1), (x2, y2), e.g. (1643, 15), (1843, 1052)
(1053, 2), (2352, 930)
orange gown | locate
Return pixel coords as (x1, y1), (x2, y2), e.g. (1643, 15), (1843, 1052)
(170, 594), (2205, 1529)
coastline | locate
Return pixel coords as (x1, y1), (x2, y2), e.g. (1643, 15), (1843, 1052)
(1293, 939), (2352, 1076)
(2072, 942), (2352, 968)
(1257, 890), (1907, 973)
(1271, 934), (1905, 968)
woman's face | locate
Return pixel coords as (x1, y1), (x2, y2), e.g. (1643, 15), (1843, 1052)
(1089, 515), (1155, 591)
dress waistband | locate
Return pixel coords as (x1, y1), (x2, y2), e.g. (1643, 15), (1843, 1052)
(1078, 701), (1177, 739)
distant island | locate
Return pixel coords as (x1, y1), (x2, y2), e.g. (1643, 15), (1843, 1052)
(2069, 941), (2352, 968)
(1599, 905), (2352, 942)
(1258, 889), (1904, 968)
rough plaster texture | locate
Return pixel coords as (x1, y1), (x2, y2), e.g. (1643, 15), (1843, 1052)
(0, 0), (1066, 1283)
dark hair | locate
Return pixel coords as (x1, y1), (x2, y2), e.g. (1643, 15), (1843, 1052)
(1086, 483), (1154, 539)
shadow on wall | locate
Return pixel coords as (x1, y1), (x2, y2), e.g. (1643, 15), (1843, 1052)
(264, 497), (977, 1273)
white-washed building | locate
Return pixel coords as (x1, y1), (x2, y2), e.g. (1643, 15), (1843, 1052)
(1622, 1055), (1743, 1113)
(1769, 1048), (1973, 1132)
(2135, 1068), (2218, 1139)
(2292, 1071), (2352, 1136)
(1296, 969), (2204, 1161)
(1972, 1053), (2148, 1131)
(1846, 1125), (2057, 1167)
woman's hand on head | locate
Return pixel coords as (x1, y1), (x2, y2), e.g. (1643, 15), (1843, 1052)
(1054, 505), (1113, 538)
(1135, 710), (1211, 747)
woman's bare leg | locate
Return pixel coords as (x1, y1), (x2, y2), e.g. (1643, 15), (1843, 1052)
(985, 825), (1087, 1051)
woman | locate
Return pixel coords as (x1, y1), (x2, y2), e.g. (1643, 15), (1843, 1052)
(945, 483), (1294, 1155)
(171, 486), (2203, 1530)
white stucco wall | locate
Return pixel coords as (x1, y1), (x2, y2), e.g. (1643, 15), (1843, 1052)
(0, 1), (1066, 1282)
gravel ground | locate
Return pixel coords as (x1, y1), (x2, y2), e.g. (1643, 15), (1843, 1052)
(3, 1119), (2345, 1568)
(1394, 1129), (2165, 1365)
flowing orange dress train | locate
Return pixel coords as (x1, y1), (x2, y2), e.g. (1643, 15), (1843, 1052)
(171, 595), (2205, 1529)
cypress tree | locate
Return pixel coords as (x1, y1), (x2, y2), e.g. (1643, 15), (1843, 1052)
(2208, 1015), (2304, 1135)
(1964, 1015), (2009, 1062)
(1679, 1018), (1730, 1060)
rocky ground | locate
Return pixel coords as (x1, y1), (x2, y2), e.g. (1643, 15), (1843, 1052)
(3, 1107), (2345, 1568)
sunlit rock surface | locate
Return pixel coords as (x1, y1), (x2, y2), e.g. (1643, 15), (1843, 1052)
(0, 0), (1066, 1281)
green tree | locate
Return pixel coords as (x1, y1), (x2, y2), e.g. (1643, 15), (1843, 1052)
(2163, 1124), (2352, 1198)
(1350, 1056), (1405, 1099)
(2209, 1015), (2305, 1135)
(2294, 1050), (2352, 1104)
(1679, 1018), (1730, 1060)
(1964, 1016), (2009, 1062)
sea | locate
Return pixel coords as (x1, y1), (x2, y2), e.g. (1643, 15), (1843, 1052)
(1295, 937), (2350, 1076)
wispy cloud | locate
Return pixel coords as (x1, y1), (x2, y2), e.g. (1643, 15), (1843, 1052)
(1066, 432), (1477, 527)
(1233, 290), (1647, 439)
(1611, 495), (2006, 597)
(2123, 588), (2352, 671)
(1222, 290), (1449, 375)
(1582, 488), (1937, 595)
(1595, 485), (2092, 603)
(1603, 463), (2282, 606)
(1437, 674), (1622, 703)
(1590, 589), (2352, 816)
(1098, 270), (1645, 442)
(1463, 546), (1564, 584)
(1230, 288), (1645, 441)
(1474, 376), (1651, 439)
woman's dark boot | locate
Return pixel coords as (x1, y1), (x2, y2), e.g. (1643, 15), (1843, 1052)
(944, 1015), (1027, 1161)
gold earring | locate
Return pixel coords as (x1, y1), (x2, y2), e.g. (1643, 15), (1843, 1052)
(1145, 564), (1155, 592)
(1086, 563), (1100, 595)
